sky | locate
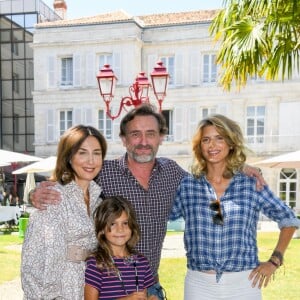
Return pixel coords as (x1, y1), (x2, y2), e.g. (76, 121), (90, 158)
(43, 0), (224, 19)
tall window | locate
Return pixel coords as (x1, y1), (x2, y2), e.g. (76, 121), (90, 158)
(201, 107), (216, 119)
(162, 110), (173, 141)
(99, 54), (113, 69)
(61, 57), (73, 86)
(98, 110), (112, 140)
(59, 110), (73, 136)
(203, 54), (217, 83)
(279, 168), (297, 209)
(160, 56), (174, 85)
(246, 106), (265, 144)
(98, 53), (121, 83)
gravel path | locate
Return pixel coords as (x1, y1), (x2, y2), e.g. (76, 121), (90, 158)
(0, 278), (23, 300)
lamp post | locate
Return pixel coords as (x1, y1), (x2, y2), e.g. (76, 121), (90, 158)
(96, 61), (169, 120)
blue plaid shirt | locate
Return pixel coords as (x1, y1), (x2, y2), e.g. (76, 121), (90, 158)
(169, 172), (300, 281)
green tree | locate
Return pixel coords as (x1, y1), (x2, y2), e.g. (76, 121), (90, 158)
(210, 0), (300, 90)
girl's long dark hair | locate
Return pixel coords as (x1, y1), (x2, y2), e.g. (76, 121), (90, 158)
(92, 196), (140, 271)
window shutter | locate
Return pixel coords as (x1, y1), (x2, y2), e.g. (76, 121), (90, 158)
(84, 108), (93, 125)
(110, 106), (121, 141)
(188, 107), (198, 140)
(190, 52), (200, 85)
(148, 54), (158, 76)
(174, 107), (185, 141)
(74, 108), (82, 125)
(73, 54), (81, 87)
(112, 119), (120, 141)
(47, 56), (55, 88)
(175, 54), (184, 86)
(86, 53), (95, 87)
(113, 52), (121, 84)
(47, 109), (55, 142)
(218, 103), (228, 115)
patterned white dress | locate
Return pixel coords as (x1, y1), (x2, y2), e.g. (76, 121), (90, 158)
(21, 180), (102, 300)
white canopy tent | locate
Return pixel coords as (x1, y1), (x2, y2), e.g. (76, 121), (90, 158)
(0, 149), (42, 194)
(254, 150), (300, 168)
(22, 173), (36, 203)
(12, 156), (57, 175)
(0, 161), (10, 167)
(12, 156), (56, 174)
(12, 156), (57, 204)
(0, 149), (42, 163)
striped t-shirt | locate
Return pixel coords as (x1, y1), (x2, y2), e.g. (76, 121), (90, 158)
(85, 254), (155, 299)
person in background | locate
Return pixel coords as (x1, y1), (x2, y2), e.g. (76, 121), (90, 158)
(0, 190), (4, 205)
(2, 190), (9, 206)
(21, 125), (107, 299)
(30, 104), (265, 300)
(0, 169), (5, 204)
(85, 196), (157, 300)
(8, 187), (19, 206)
(169, 114), (300, 300)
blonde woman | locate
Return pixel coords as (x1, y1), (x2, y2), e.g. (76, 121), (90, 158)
(170, 114), (300, 300)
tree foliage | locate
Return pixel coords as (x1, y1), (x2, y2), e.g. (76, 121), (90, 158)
(210, 0), (300, 90)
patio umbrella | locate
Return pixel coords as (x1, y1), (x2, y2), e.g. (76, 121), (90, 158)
(0, 150), (42, 193)
(23, 173), (36, 203)
(0, 161), (10, 167)
(12, 156), (57, 174)
(254, 150), (300, 168)
(0, 149), (42, 163)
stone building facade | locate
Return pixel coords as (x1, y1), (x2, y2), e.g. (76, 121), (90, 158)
(32, 10), (300, 211)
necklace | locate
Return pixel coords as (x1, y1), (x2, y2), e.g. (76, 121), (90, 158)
(111, 256), (139, 294)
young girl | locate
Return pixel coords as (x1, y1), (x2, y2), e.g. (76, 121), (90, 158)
(84, 196), (157, 300)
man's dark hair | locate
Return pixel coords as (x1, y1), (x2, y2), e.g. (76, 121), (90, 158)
(119, 104), (168, 137)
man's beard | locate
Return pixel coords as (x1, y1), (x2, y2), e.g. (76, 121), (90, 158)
(128, 145), (156, 163)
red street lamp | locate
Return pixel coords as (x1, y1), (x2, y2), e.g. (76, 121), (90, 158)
(96, 61), (169, 120)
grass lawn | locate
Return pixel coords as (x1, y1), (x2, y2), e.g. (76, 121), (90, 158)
(0, 232), (299, 299)
(0, 234), (23, 284)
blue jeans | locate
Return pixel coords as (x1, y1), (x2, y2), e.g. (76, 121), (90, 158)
(148, 282), (167, 300)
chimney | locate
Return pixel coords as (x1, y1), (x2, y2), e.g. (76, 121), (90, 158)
(53, 0), (67, 19)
